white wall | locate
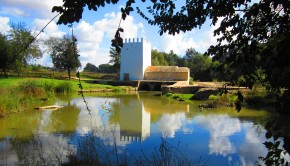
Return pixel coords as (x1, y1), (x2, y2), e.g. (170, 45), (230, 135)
(120, 38), (151, 81)
(142, 39), (151, 79)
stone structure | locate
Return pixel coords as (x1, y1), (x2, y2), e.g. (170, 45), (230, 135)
(144, 66), (190, 83)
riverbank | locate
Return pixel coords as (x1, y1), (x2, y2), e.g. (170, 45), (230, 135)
(0, 77), (133, 117)
(163, 85), (276, 111)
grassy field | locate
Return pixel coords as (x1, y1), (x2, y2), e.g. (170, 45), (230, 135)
(0, 77), (129, 92)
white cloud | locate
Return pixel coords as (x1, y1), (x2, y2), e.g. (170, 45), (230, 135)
(0, 0), (63, 18)
(160, 31), (199, 55)
(32, 18), (65, 39)
(158, 19), (222, 55)
(73, 12), (145, 68)
(0, 16), (11, 33)
(0, 7), (28, 17)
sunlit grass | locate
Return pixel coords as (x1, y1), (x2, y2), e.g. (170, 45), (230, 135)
(0, 77), (130, 93)
(163, 93), (194, 102)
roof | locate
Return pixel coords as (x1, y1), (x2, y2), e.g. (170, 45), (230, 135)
(145, 66), (189, 73)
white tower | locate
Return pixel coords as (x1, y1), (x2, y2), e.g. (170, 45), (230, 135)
(120, 38), (151, 81)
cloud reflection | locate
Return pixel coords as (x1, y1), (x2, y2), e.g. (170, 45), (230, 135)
(195, 114), (270, 165)
(196, 114), (241, 156)
(158, 112), (192, 138)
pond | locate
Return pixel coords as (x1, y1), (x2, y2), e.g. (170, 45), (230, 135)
(0, 92), (288, 165)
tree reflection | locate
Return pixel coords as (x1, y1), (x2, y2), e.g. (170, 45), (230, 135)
(258, 114), (290, 165)
(9, 134), (71, 165)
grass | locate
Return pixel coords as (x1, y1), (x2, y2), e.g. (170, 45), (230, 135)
(0, 77), (130, 92)
(163, 93), (195, 102)
(3, 69), (116, 80)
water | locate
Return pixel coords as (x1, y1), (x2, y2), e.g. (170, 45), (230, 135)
(0, 92), (287, 165)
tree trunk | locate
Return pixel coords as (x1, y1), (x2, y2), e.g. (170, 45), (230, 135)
(3, 69), (8, 78)
(68, 68), (71, 80)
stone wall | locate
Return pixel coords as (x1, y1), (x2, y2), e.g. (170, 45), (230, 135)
(144, 72), (188, 81)
(161, 85), (202, 94)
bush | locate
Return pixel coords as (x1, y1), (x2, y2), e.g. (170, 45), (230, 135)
(17, 80), (44, 97)
(0, 80), (59, 116)
(208, 92), (240, 107)
(189, 77), (194, 85)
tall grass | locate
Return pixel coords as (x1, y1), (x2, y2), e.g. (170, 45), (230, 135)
(54, 81), (73, 93)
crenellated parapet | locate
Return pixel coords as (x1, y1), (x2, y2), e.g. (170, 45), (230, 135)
(124, 38), (144, 43)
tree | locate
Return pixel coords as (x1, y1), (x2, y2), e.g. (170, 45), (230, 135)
(45, 35), (81, 79)
(0, 33), (10, 77)
(164, 50), (179, 66)
(190, 54), (213, 81)
(98, 64), (114, 73)
(83, 63), (99, 72)
(108, 47), (120, 72)
(182, 48), (214, 81)
(151, 49), (168, 66)
(8, 23), (42, 74)
(260, 33), (290, 114)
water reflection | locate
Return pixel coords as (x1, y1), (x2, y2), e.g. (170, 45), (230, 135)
(0, 92), (288, 165)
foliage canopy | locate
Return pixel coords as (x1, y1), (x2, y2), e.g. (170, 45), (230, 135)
(45, 35), (81, 79)
(0, 23), (42, 77)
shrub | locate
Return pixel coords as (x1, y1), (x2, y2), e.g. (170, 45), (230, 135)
(16, 80), (42, 97)
(189, 77), (194, 85)
(208, 92), (240, 107)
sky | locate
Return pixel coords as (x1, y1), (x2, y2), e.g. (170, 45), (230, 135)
(0, 0), (220, 69)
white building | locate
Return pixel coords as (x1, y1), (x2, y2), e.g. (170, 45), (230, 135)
(120, 38), (151, 81)
(120, 37), (190, 84)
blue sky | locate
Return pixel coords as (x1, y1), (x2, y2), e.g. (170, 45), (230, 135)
(0, 0), (220, 68)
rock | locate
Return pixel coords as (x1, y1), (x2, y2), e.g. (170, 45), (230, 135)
(198, 103), (217, 109)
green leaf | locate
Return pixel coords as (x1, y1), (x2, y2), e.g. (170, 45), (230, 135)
(52, 6), (63, 13)
(265, 131), (272, 139)
(128, 6), (134, 11)
(263, 141), (273, 149)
